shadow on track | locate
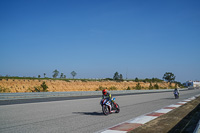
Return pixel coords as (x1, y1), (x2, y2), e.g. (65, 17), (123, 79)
(73, 112), (103, 116)
(164, 97), (177, 100)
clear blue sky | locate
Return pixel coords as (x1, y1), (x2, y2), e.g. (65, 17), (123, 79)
(0, 0), (200, 83)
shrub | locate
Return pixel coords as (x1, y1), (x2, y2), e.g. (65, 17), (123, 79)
(127, 86), (131, 90)
(149, 83), (154, 90)
(135, 77), (139, 82)
(96, 86), (107, 91)
(41, 82), (48, 92)
(33, 86), (41, 92)
(135, 83), (142, 90)
(154, 83), (159, 89)
(28, 82), (48, 92)
(64, 79), (70, 82)
(108, 86), (117, 90)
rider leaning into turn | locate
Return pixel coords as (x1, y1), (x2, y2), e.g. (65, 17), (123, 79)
(174, 88), (179, 95)
(102, 89), (115, 106)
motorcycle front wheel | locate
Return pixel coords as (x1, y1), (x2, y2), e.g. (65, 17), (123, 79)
(102, 105), (110, 115)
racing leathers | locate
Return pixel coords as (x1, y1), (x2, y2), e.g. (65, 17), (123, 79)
(102, 92), (114, 109)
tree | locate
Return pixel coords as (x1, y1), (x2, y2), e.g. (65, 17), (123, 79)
(119, 74), (123, 81)
(44, 73), (46, 78)
(38, 75), (41, 78)
(52, 69), (59, 78)
(71, 71), (77, 79)
(135, 77), (139, 82)
(163, 72), (176, 83)
(113, 72), (119, 80)
(60, 73), (64, 78)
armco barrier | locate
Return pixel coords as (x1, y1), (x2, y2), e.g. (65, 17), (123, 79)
(0, 88), (188, 100)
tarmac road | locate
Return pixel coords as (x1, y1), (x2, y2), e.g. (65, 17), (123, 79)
(0, 89), (200, 133)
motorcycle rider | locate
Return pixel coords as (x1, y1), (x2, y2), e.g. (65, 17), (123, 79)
(174, 88), (179, 96)
(102, 89), (115, 109)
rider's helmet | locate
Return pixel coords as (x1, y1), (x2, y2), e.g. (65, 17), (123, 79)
(102, 89), (107, 95)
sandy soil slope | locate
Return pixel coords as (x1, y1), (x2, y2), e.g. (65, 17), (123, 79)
(0, 79), (176, 93)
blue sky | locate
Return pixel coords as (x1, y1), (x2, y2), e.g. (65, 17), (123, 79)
(0, 0), (200, 83)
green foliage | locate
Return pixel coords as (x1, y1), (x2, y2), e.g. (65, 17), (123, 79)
(173, 81), (184, 88)
(113, 72), (123, 82)
(64, 79), (70, 82)
(30, 82), (48, 92)
(33, 86), (41, 92)
(96, 86), (107, 91)
(109, 86), (117, 90)
(44, 73), (46, 78)
(96, 86), (118, 91)
(52, 69), (59, 78)
(103, 78), (113, 81)
(135, 83), (142, 90)
(127, 86), (131, 90)
(71, 71), (77, 79)
(113, 72), (119, 80)
(168, 85), (176, 89)
(144, 78), (163, 83)
(60, 73), (64, 78)
(148, 83), (154, 90)
(81, 79), (87, 82)
(41, 82), (48, 92)
(163, 72), (176, 83)
(135, 77), (139, 82)
(154, 83), (159, 89)
(119, 74), (123, 81)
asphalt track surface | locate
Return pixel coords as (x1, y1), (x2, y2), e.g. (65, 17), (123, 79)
(0, 89), (200, 133)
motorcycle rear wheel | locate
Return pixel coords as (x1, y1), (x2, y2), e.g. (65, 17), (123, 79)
(115, 103), (120, 113)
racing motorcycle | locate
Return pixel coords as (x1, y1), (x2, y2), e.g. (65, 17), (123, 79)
(174, 91), (179, 99)
(100, 98), (120, 115)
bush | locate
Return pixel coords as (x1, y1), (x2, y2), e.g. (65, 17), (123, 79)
(108, 86), (117, 90)
(127, 86), (131, 90)
(149, 83), (154, 90)
(41, 82), (48, 92)
(135, 77), (139, 82)
(33, 86), (41, 92)
(96, 86), (107, 91)
(154, 83), (159, 89)
(28, 82), (48, 92)
(135, 83), (142, 90)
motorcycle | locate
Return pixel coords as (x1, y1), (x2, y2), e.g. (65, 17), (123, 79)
(174, 91), (179, 99)
(100, 98), (120, 115)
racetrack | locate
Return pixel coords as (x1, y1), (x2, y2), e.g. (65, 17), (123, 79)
(0, 89), (200, 133)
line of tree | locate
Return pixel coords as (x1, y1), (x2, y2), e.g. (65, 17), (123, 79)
(52, 69), (77, 79)
(1, 71), (183, 87)
(36, 70), (77, 79)
(113, 72), (123, 81)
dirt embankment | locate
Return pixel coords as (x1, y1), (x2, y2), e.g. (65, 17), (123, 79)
(0, 79), (176, 93)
